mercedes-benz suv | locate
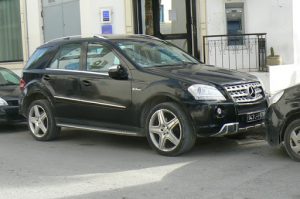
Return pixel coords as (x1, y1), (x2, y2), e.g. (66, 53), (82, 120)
(20, 35), (268, 156)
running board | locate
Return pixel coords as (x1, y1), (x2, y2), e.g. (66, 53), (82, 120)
(57, 123), (144, 137)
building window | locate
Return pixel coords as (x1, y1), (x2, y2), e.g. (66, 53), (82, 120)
(160, 5), (164, 22)
(225, 3), (244, 46)
(0, 0), (23, 62)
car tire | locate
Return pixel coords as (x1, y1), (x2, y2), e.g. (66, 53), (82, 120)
(27, 99), (60, 141)
(283, 119), (300, 162)
(145, 102), (196, 156)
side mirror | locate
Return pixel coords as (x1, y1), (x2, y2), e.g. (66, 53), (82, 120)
(108, 65), (128, 80)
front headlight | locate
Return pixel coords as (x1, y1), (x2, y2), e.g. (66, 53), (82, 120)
(188, 84), (226, 101)
(269, 90), (284, 106)
(0, 97), (8, 106)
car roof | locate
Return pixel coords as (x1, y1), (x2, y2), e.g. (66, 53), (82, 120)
(39, 34), (161, 48)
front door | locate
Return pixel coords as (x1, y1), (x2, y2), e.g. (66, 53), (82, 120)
(134, 0), (199, 58)
(78, 42), (132, 127)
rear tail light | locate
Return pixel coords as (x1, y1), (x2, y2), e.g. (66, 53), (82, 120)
(20, 79), (26, 91)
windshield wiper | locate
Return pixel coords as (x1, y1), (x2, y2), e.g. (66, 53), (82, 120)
(181, 61), (198, 65)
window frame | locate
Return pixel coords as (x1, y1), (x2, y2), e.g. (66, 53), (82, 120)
(46, 42), (85, 71)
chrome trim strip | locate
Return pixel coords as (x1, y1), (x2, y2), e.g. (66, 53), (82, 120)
(54, 96), (126, 109)
(212, 123), (239, 137)
(57, 123), (143, 137)
(239, 123), (265, 132)
(211, 122), (265, 137)
(46, 68), (109, 76)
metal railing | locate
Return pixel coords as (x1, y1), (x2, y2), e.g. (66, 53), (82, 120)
(202, 33), (267, 72)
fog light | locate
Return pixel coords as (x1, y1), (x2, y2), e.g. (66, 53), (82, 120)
(216, 107), (225, 118)
(216, 107), (223, 115)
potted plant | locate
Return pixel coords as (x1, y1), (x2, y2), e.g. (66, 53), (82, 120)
(267, 47), (282, 66)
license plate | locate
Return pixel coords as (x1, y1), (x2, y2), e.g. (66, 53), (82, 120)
(247, 111), (265, 123)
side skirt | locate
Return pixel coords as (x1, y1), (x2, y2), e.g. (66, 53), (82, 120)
(57, 123), (145, 137)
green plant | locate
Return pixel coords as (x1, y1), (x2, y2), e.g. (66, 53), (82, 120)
(270, 47), (275, 57)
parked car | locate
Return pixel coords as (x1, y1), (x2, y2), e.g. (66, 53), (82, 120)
(0, 67), (24, 123)
(20, 35), (268, 156)
(266, 85), (300, 161)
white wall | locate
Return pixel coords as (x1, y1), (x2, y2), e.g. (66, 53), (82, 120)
(80, 0), (126, 36)
(293, 0), (300, 65)
(206, 0), (294, 65)
(26, 0), (44, 56)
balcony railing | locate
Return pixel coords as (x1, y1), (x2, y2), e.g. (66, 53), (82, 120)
(202, 33), (267, 72)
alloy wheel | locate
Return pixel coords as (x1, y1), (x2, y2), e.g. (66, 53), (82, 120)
(149, 109), (182, 152)
(28, 105), (48, 138)
(289, 128), (300, 155)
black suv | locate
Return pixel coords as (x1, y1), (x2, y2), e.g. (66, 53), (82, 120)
(20, 35), (268, 156)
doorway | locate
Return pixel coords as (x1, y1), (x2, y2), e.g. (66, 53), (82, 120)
(133, 0), (199, 59)
(42, 0), (81, 42)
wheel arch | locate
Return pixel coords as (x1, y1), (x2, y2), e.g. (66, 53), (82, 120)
(22, 91), (54, 117)
(280, 112), (300, 143)
(139, 93), (190, 129)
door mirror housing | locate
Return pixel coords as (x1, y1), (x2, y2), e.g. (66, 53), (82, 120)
(108, 65), (128, 80)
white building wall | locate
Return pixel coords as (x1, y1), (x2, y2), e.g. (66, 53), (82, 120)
(26, 0), (44, 56)
(206, 0), (294, 65)
(293, 0), (300, 65)
(80, 0), (126, 36)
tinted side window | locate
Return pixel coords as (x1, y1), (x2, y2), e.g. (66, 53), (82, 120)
(0, 69), (20, 86)
(49, 44), (81, 70)
(87, 43), (120, 73)
(24, 47), (50, 69)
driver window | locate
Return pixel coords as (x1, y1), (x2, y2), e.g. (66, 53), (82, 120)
(87, 43), (120, 73)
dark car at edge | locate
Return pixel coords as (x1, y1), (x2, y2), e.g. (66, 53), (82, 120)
(19, 35), (268, 156)
(0, 67), (24, 124)
(266, 85), (300, 161)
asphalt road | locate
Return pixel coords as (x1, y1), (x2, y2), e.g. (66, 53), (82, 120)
(0, 124), (299, 199)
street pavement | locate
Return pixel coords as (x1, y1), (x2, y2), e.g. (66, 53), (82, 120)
(0, 124), (299, 199)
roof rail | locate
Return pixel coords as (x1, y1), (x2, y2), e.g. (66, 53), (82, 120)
(138, 34), (161, 40)
(93, 34), (107, 39)
(45, 35), (82, 44)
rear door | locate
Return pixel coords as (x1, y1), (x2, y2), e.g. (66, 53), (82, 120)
(44, 43), (84, 122)
(77, 42), (133, 126)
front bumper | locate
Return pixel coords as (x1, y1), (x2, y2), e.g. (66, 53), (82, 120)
(184, 99), (268, 137)
(265, 104), (283, 146)
(0, 106), (24, 123)
(211, 122), (265, 137)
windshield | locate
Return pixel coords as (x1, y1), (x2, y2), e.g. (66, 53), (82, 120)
(116, 40), (199, 68)
(0, 69), (20, 86)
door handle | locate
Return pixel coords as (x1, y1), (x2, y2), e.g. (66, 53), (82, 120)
(82, 80), (92, 86)
(43, 75), (51, 81)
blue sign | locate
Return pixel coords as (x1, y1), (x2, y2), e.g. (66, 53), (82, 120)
(102, 25), (113, 34)
(102, 10), (110, 22)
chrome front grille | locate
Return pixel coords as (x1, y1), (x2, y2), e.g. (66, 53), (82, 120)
(224, 82), (264, 103)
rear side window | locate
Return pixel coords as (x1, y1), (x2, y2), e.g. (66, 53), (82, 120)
(24, 48), (50, 69)
(49, 44), (81, 71)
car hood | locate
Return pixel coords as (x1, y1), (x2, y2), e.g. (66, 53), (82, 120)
(0, 85), (20, 102)
(146, 64), (258, 86)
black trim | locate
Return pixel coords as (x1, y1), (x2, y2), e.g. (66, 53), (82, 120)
(133, 0), (143, 34)
(191, 0), (199, 59)
(0, 60), (23, 63)
(132, 0), (200, 59)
